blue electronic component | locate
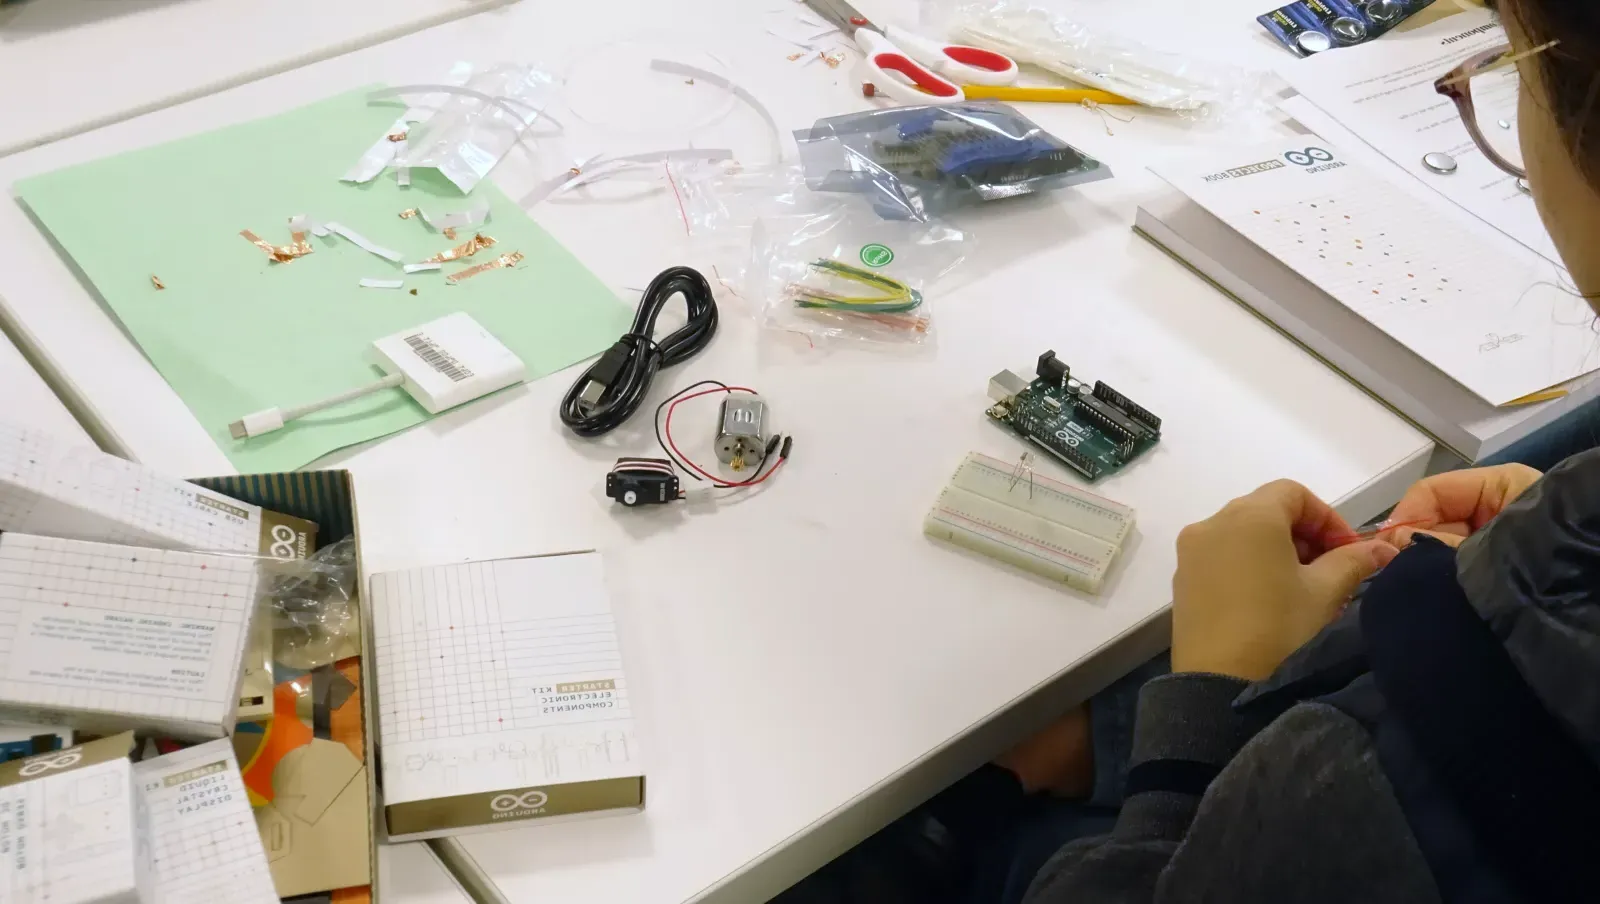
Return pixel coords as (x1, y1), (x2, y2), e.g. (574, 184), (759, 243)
(0, 731), (68, 762)
(796, 101), (1113, 220)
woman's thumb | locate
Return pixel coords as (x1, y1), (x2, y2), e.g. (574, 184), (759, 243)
(1305, 540), (1399, 604)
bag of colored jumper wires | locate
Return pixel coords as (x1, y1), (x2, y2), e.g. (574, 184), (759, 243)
(747, 201), (968, 346)
(793, 101), (1112, 221)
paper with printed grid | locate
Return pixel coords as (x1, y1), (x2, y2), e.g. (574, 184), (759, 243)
(0, 534), (260, 739)
(0, 422), (262, 552)
(135, 739), (276, 903)
(0, 757), (141, 904)
(371, 553), (639, 808)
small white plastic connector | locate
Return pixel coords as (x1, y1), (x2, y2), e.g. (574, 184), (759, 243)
(229, 408), (285, 440)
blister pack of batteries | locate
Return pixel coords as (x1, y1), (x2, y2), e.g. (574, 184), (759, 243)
(1258, 0), (1437, 57)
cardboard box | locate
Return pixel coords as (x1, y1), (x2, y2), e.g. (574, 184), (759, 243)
(191, 471), (376, 902)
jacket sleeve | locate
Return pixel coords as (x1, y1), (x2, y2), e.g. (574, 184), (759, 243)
(1022, 673), (1255, 904)
(1024, 687), (1442, 904)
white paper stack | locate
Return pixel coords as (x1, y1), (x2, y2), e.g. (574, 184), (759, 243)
(0, 534), (261, 740)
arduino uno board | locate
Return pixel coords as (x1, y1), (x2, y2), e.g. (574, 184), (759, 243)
(985, 351), (1161, 481)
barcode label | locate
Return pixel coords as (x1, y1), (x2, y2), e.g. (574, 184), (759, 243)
(404, 333), (474, 383)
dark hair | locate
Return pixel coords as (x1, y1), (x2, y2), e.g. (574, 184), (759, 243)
(1502, 0), (1600, 186)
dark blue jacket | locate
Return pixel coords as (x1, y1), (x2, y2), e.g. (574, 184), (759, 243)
(1026, 450), (1600, 904)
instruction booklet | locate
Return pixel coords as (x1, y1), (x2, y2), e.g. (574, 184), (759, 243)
(1150, 141), (1599, 406)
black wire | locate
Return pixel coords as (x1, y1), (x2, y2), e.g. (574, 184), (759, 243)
(653, 380), (729, 481)
(559, 266), (719, 437)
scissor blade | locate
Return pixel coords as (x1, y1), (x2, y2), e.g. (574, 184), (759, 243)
(802, 0), (875, 33)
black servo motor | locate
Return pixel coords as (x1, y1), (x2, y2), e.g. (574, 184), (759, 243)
(606, 458), (681, 506)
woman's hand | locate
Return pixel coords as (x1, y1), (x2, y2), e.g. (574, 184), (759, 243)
(1172, 480), (1399, 682)
(1380, 464), (1543, 548)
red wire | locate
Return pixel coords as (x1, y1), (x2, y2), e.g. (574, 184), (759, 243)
(663, 385), (784, 488)
(664, 161), (691, 237)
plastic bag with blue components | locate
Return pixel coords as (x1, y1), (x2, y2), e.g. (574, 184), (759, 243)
(794, 102), (1112, 221)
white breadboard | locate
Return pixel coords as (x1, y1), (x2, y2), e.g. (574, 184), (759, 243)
(924, 452), (1135, 593)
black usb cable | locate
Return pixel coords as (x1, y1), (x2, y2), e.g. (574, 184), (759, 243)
(559, 266), (719, 437)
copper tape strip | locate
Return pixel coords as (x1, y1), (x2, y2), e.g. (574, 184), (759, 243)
(241, 229), (313, 263)
(425, 232), (496, 264)
(446, 251), (524, 284)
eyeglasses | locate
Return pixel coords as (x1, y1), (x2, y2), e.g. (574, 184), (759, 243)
(1434, 41), (1557, 179)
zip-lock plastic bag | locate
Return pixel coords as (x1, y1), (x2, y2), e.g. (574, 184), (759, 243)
(263, 536), (359, 672)
(795, 102), (1111, 220)
(929, 0), (1275, 117)
(675, 163), (824, 289)
(748, 201), (968, 346)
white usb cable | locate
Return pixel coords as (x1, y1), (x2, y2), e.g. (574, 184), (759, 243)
(228, 313), (527, 440)
(229, 373), (406, 439)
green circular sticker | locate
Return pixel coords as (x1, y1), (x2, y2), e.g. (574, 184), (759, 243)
(859, 243), (895, 267)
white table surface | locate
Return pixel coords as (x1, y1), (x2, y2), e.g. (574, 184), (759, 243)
(0, 0), (516, 157)
(0, 326), (90, 446)
(0, 0), (1435, 901)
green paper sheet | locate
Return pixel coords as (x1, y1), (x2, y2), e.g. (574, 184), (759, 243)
(15, 88), (631, 473)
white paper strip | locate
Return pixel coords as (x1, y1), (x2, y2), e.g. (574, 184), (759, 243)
(518, 149), (735, 207)
(418, 199), (490, 230)
(371, 77), (562, 193)
(342, 117), (406, 183)
(403, 262), (442, 273)
(650, 60), (783, 163)
(518, 154), (605, 208)
(394, 138), (411, 187)
(400, 62), (475, 122)
(558, 149), (735, 195)
(342, 64), (474, 184)
(369, 84), (544, 129)
(325, 223), (403, 263)
(359, 278), (405, 289)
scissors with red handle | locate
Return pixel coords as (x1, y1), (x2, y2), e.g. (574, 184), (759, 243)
(802, 0), (1019, 104)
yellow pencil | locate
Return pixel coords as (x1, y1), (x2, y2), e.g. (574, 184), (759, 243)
(961, 85), (1137, 105)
